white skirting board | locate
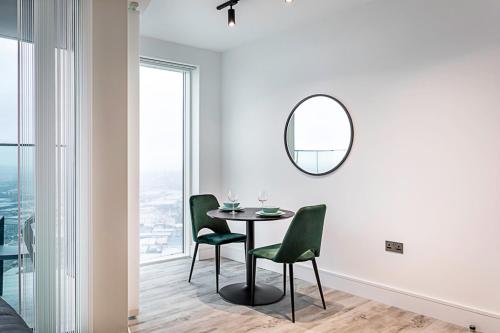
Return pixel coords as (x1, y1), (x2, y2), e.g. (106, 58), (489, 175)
(220, 245), (500, 333)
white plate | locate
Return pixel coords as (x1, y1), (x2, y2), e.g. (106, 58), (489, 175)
(256, 210), (285, 217)
(219, 206), (245, 212)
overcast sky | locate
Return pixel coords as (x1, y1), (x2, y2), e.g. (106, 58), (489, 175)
(0, 37), (17, 144)
(140, 65), (184, 174)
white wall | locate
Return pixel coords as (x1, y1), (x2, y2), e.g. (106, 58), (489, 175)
(128, 5), (140, 318)
(92, 0), (129, 331)
(220, 0), (500, 331)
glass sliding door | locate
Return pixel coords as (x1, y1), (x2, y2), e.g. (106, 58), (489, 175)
(0, 1), (35, 324)
(139, 59), (192, 264)
(0, 0), (91, 330)
(0, 36), (21, 311)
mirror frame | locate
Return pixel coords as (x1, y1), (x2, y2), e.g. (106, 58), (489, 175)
(284, 94), (354, 176)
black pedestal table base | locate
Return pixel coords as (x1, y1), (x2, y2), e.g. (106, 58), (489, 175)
(219, 283), (284, 306)
(206, 208), (295, 307)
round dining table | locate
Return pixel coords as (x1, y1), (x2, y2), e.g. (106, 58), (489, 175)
(207, 207), (295, 306)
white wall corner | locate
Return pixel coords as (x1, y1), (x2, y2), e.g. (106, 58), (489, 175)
(92, 0), (129, 331)
(127, 6), (140, 319)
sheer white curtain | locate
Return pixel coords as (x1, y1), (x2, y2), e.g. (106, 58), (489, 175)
(18, 0), (91, 331)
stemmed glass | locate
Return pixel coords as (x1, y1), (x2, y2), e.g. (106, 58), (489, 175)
(228, 190), (238, 214)
(258, 190), (268, 210)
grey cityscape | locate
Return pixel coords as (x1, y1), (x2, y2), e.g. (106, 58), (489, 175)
(140, 170), (184, 262)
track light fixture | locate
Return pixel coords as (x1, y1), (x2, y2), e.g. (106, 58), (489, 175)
(217, 0), (239, 27)
(228, 6), (236, 27)
(217, 0), (294, 27)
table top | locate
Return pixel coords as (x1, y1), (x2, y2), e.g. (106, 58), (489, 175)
(207, 207), (295, 222)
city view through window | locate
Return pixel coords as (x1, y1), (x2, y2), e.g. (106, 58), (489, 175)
(139, 64), (186, 263)
(0, 37), (19, 246)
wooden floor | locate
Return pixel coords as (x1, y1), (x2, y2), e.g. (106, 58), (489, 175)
(129, 258), (468, 333)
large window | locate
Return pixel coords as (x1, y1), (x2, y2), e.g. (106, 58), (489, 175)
(0, 36), (34, 320)
(0, 36), (21, 310)
(139, 59), (192, 263)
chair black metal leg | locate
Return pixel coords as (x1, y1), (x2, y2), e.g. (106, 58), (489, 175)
(215, 246), (220, 293)
(188, 243), (199, 282)
(312, 258), (326, 310)
(0, 260), (3, 296)
(244, 241), (247, 263)
(217, 245), (221, 275)
(251, 255), (256, 306)
(289, 264), (295, 323)
(283, 263), (286, 296)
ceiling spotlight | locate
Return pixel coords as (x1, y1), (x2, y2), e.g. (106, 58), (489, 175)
(285, 0), (294, 3)
(228, 6), (236, 27)
(217, 0), (239, 27)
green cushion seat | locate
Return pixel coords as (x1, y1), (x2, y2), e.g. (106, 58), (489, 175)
(249, 243), (316, 262)
(198, 232), (246, 246)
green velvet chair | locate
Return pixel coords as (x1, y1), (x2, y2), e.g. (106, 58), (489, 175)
(249, 204), (327, 322)
(189, 194), (247, 293)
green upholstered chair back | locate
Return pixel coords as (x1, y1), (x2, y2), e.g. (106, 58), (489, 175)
(275, 205), (327, 263)
(189, 194), (231, 242)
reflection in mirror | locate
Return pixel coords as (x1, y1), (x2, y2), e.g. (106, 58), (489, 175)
(285, 95), (353, 175)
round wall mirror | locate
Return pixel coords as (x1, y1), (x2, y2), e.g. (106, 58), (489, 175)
(284, 94), (354, 176)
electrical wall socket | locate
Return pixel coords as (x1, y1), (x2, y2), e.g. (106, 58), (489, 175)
(386, 241), (404, 254)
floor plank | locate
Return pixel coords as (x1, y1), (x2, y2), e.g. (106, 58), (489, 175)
(129, 258), (468, 333)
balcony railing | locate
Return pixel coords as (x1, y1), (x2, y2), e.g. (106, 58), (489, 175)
(293, 149), (347, 174)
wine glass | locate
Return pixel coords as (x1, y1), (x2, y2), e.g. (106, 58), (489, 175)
(228, 190), (238, 214)
(258, 190), (268, 209)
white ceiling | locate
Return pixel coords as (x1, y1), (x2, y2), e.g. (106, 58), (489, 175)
(140, 0), (369, 52)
